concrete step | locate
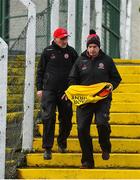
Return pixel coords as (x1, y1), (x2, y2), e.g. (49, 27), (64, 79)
(6, 160), (15, 166)
(56, 112), (140, 125)
(7, 75), (140, 85)
(114, 84), (140, 93)
(6, 148), (13, 160)
(8, 94), (24, 104)
(112, 93), (140, 102)
(7, 104), (23, 113)
(117, 65), (140, 74)
(8, 60), (25, 68)
(7, 112), (23, 123)
(8, 76), (24, 85)
(8, 67), (25, 76)
(114, 59), (140, 64)
(7, 103), (39, 113)
(8, 57), (140, 63)
(33, 138), (140, 153)
(72, 103), (140, 112)
(7, 86), (24, 95)
(7, 110), (38, 123)
(26, 153), (140, 168)
(17, 168), (140, 179)
(7, 93), (140, 104)
(8, 66), (140, 77)
(7, 103), (140, 113)
(7, 84), (140, 95)
(37, 124), (140, 138)
(121, 75), (140, 83)
(7, 111), (140, 125)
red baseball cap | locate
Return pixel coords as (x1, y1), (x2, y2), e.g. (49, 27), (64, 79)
(53, 27), (69, 39)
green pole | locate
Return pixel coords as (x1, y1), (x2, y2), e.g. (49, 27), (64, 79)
(46, 0), (51, 46)
(0, 0), (2, 36)
(2, 0), (6, 39)
(75, 0), (83, 54)
(104, 0), (107, 54)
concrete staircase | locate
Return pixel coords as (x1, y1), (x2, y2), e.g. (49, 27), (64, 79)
(8, 57), (140, 179)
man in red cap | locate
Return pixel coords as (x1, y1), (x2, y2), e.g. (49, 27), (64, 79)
(36, 27), (78, 160)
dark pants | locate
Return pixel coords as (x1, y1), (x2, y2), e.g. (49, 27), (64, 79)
(76, 98), (112, 165)
(41, 90), (73, 150)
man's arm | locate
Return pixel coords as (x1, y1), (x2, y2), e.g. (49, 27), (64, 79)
(62, 48), (78, 101)
(109, 59), (122, 90)
(36, 48), (48, 91)
(63, 59), (80, 101)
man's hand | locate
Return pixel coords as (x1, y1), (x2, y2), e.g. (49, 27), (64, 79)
(106, 85), (113, 92)
(61, 94), (68, 101)
(37, 90), (43, 98)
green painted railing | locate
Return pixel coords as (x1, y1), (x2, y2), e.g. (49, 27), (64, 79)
(102, 0), (120, 58)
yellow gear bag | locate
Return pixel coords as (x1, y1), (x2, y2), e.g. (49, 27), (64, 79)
(65, 82), (113, 106)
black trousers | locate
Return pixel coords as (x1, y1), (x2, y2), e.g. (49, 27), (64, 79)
(41, 90), (73, 150)
(76, 98), (112, 165)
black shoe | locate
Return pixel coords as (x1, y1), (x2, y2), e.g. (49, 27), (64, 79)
(80, 162), (94, 169)
(102, 151), (110, 160)
(44, 149), (52, 160)
(58, 146), (68, 153)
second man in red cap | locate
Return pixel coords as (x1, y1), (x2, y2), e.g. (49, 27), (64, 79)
(36, 27), (78, 160)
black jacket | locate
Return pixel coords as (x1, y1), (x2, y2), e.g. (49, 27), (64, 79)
(69, 50), (122, 90)
(36, 41), (78, 91)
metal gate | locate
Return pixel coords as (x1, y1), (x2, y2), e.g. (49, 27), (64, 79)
(102, 0), (120, 58)
(0, 0), (9, 40)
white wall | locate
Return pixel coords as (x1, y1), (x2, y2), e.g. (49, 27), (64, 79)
(9, 0), (47, 41)
(130, 0), (140, 59)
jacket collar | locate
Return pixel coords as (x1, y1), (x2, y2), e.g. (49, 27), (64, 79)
(52, 40), (68, 51)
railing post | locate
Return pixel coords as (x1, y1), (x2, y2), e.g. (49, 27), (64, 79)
(19, 0), (36, 152)
(81, 0), (90, 52)
(125, 0), (132, 59)
(50, 0), (59, 39)
(120, 0), (127, 59)
(95, 0), (103, 40)
(67, 0), (76, 48)
(0, 37), (8, 179)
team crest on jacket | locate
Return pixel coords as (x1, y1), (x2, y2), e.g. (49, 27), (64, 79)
(64, 53), (69, 59)
(81, 64), (87, 70)
(50, 54), (56, 59)
(98, 63), (105, 70)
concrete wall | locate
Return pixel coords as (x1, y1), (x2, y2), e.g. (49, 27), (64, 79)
(9, 0), (47, 48)
(131, 0), (140, 59)
(9, 0), (27, 40)
(9, 0), (69, 52)
(9, 0), (69, 38)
